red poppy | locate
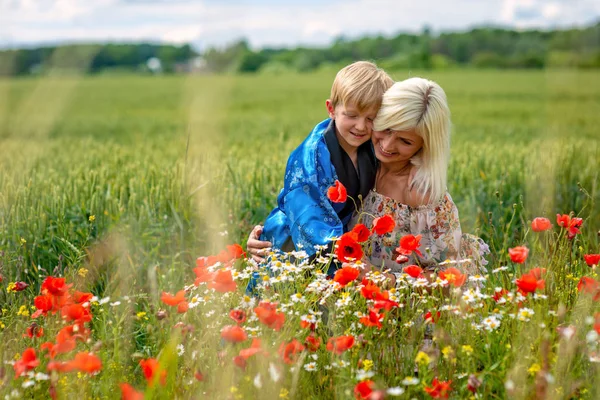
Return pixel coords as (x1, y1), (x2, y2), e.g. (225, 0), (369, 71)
(161, 290), (186, 306)
(11, 281), (29, 292)
(177, 301), (189, 314)
(335, 233), (364, 263)
(139, 358), (167, 387)
(556, 214), (583, 239)
(424, 310), (441, 323)
(424, 377), (452, 399)
(397, 234), (423, 257)
(254, 301), (285, 331)
(24, 323), (44, 338)
(305, 334), (321, 352)
(371, 214), (395, 235)
(300, 319), (317, 330)
(34, 294), (54, 314)
(577, 277), (600, 301)
(372, 290), (399, 311)
(66, 352), (102, 374)
(516, 272), (545, 294)
(403, 265), (423, 278)
(61, 303), (92, 323)
(327, 180), (347, 203)
(72, 291), (93, 304)
(221, 325), (248, 343)
(193, 265), (215, 286)
(46, 361), (70, 373)
(13, 348), (39, 377)
(216, 249), (231, 264)
(351, 224), (371, 243)
(238, 338), (267, 360)
(439, 267), (467, 287)
(41, 276), (72, 296)
(354, 380), (374, 399)
(227, 244), (246, 260)
(208, 269), (237, 293)
(584, 254), (600, 267)
(229, 309), (247, 324)
(529, 267), (547, 280)
(360, 279), (381, 300)
(493, 288), (509, 303)
(194, 371), (204, 381)
(359, 308), (384, 329)
(279, 339), (305, 364)
(120, 383), (144, 400)
(508, 246), (529, 264)
(333, 265), (360, 287)
(326, 335), (355, 355)
(531, 217), (552, 232)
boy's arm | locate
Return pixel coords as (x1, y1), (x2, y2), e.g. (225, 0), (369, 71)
(246, 225), (271, 263)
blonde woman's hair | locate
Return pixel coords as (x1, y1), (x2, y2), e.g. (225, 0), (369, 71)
(374, 77), (451, 204)
(330, 61), (393, 112)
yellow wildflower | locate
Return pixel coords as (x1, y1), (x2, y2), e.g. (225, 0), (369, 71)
(88, 215), (96, 222)
(20, 237), (26, 245)
(415, 351), (431, 365)
(362, 359), (374, 371)
(78, 268), (89, 278)
(528, 363), (541, 376)
(279, 389), (289, 399)
(6, 282), (16, 293)
(442, 346), (453, 359)
(17, 305), (30, 317)
(136, 311), (147, 320)
(462, 345), (474, 355)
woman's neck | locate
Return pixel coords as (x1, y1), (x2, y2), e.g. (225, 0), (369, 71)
(379, 161), (411, 176)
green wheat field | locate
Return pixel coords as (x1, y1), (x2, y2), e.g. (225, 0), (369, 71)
(0, 69), (599, 399)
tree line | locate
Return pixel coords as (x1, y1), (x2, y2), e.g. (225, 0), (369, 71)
(1, 22), (599, 76)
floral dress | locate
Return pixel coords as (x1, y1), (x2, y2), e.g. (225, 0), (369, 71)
(351, 189), (489, 275)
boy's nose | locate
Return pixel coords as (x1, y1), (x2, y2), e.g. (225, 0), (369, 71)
(355, 118), (367, 131)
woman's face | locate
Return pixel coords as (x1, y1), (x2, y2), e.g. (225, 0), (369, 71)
(372, 128), (424, 164)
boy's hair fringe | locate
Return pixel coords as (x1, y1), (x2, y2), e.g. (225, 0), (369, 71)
(330, 61), (393, 112)
(373, 77), (451, 204)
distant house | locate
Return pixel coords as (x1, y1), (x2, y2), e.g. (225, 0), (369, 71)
(173, 56), (208, 74)
(146, 57), (162, 74)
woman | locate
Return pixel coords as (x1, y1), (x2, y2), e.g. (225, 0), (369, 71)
(247, 77), (488, 277)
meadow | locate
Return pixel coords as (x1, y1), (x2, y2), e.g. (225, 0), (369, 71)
(0, 69), (599, 399)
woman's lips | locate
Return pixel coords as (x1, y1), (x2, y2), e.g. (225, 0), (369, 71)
(378, 144), (396, 157)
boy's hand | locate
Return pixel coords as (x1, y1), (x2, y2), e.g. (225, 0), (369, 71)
(246, 225), (271, 263)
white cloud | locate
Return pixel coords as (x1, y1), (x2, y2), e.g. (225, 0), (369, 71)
(0, 0), (598, 50)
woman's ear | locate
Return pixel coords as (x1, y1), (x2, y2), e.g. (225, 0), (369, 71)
(325, 100), (335, 119)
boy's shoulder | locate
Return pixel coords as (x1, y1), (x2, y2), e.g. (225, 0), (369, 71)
(288, 118), (332, 157)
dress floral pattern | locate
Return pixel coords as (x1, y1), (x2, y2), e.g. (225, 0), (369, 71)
(351, 189), (489, 275)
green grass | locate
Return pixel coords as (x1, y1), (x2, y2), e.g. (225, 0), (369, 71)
(0, 70), (599, 399)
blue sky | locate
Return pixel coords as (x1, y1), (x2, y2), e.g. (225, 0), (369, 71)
(1, 0), (599, 50)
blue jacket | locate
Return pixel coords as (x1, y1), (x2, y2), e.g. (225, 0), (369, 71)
(261, 118), (377, 256)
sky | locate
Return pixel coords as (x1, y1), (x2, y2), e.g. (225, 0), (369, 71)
(1, 0), (599, 51)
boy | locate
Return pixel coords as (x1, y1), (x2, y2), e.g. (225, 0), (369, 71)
(248, 61), (393, 262)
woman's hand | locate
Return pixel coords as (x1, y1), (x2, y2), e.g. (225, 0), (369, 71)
(246, 225), (272, 263)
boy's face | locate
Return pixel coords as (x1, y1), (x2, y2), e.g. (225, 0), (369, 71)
(326, 101), (378, 152)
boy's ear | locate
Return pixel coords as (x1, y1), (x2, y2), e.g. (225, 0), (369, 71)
(325, 99), (335, 119)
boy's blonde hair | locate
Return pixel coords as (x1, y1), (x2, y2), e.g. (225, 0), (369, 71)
(374, 77), (451, 204)
(330, 61), (393, 112)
